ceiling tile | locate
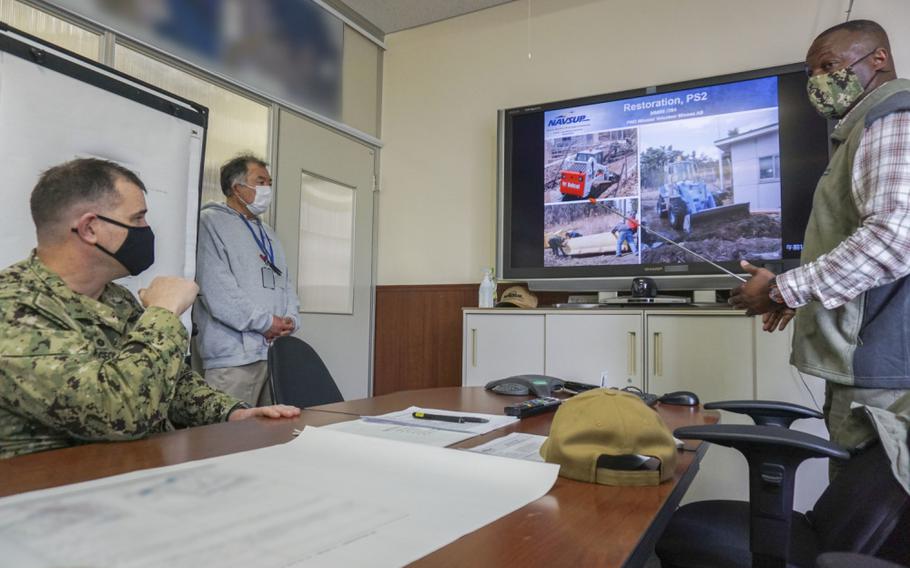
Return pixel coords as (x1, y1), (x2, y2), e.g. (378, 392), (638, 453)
(339, 0), (514, 34)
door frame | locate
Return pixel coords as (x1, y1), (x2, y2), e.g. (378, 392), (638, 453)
(269, 104), (379, 395)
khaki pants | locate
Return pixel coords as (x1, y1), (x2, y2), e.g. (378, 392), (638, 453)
(205, 361), (273, 407)
(824, 382), (906, 480)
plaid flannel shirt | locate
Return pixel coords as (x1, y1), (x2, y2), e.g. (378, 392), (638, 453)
(777, 109), (910, 309)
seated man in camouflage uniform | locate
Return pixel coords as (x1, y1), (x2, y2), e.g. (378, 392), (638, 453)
(0, 158), (300, 459)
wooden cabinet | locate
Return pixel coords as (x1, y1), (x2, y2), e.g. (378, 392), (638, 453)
(461, 307), (819, 507)
(755, 322), (829, 512)
(646, 316), (826, 509)
(643, 313), (755, 504)
(462, 308), (754, 397)
(545, 313), (644, 389)
(645, 314), (753, 398)
(463, 313), (545, 387)
(463, 310), (646, 389)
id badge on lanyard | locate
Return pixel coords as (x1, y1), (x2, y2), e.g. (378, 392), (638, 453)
(240, 214), (283, 279)
(261, 265), (276, 289)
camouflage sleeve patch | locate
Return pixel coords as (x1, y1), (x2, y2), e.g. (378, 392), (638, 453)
(0, 306), (189, 442)
(168, 366), (242, 427)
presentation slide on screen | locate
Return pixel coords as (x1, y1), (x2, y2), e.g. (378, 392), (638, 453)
(542, 77), (783, 268)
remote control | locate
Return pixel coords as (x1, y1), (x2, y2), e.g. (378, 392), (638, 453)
(639, 393), (660, 407)
(619, 386), (660, 407)
(504, 397), (562, 418)
(561, 380), (599, 394)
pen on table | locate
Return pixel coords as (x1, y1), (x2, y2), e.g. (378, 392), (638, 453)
(412, 411), (489, 424)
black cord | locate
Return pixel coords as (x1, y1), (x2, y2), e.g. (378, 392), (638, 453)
(796, 369), (821, 411)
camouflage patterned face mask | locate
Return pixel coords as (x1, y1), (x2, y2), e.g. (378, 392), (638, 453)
(806, 49), (877, 119)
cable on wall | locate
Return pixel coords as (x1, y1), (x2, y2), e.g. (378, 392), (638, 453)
(527, 0), (532, 61)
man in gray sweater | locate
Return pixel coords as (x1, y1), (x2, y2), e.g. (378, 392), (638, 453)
(194, 155), (300, 406)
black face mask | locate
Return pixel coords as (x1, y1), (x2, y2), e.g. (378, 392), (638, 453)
(74, 214), (156, 276)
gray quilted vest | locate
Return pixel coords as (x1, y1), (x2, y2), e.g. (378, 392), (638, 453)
(791, 78), (910, 388)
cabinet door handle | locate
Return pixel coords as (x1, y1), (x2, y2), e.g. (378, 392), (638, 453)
(628, 331), (636, 376)
(653, 332), (662, 376)
(471, 328), (478, 367)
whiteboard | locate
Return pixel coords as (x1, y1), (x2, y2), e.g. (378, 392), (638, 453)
(0, 27), (207, 330)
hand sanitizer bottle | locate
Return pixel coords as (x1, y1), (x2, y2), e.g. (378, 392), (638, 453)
(479, 268), (496, 308)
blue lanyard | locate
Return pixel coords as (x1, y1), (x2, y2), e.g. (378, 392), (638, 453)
(238, 214), (278, 273)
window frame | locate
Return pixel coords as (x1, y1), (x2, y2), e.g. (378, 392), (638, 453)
(758, 154), (781, 183)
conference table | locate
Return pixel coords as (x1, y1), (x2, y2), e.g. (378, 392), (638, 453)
(0, 387), (719, 567)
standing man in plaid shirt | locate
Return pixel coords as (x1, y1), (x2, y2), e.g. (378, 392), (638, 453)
(729, 20), (910, 477)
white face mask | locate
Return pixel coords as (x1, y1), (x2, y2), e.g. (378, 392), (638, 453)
(242, 183), (272, 216)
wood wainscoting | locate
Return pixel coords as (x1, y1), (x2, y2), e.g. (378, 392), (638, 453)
(373, 284), (475, 395)
(373, 284), (569, 395)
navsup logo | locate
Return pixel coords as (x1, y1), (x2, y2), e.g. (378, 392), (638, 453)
(547, 114), (589, 127)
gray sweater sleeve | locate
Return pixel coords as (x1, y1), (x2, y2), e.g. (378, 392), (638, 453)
(196, 217), (273, 334)
(279, 242), (301, 331)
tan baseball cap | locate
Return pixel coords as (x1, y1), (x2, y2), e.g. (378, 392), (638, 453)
(496, 286), (538, 309)
(540, 389), (678, 486)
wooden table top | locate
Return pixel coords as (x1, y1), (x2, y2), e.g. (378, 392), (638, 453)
(0, 387), (718, 568)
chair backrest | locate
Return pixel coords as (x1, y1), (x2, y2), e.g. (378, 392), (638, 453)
(267, 336), (343, 408)
(810, 440), (910, 562)
(816, 552), (907, 568)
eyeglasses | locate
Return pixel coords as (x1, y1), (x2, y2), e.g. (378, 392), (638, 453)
(804, 47), (880, 78)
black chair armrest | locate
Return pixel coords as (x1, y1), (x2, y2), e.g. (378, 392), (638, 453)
(676, 424), (848, 566)
(816, 552), (907, 568)
(675, 424), (848, 461)
(704, 399), (823, 427)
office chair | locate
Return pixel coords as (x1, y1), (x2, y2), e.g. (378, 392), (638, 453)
(815, 552), (907, 568)
(267, 336), (344, 408)
(656, 400), (910, 568)
(703, 400), (824, 427)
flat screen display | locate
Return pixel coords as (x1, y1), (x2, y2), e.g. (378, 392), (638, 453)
(501, 64), (829, 284)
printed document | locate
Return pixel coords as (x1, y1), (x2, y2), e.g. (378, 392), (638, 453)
(362, 406), (518, 435)
(0, 427), (557, 568)
(466, 432), (548, 462)
(320, 419), (475, 447)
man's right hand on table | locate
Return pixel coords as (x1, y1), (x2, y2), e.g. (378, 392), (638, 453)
(229, 404), (301, 421)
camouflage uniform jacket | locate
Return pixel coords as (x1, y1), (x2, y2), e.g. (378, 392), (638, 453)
(0, 252), (242, 459)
